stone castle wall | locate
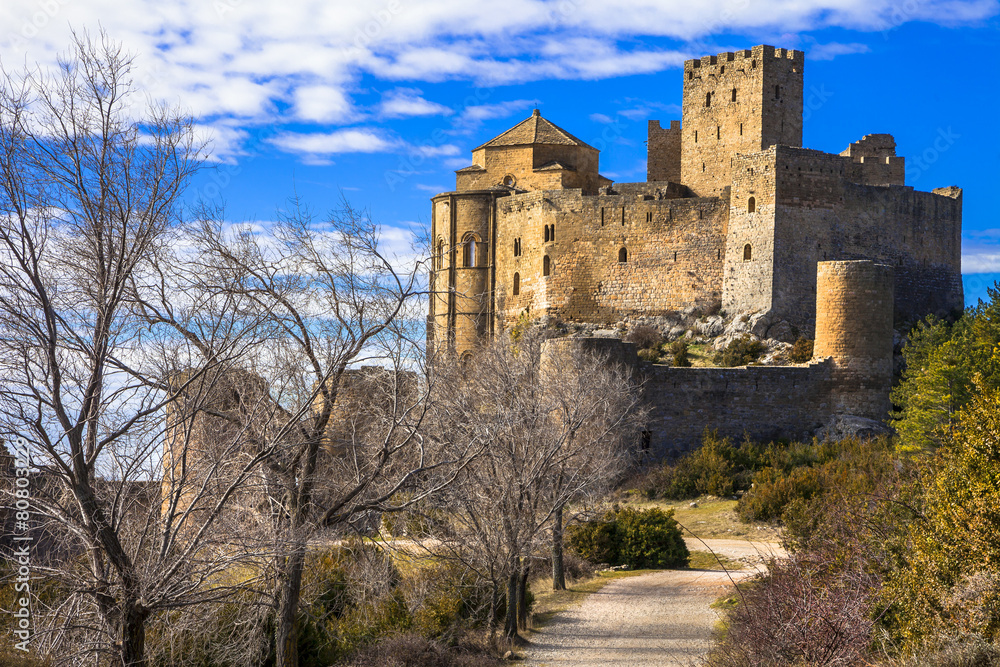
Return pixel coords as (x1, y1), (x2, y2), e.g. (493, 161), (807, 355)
(723, 146), (963, 333)
(494, 187), (728, 328)
(647, 120), (681, 183)
(680, 45), (804, 197)
(642, 360), (834, 455)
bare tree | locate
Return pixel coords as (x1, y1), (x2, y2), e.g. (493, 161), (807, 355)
(146, 198), (474, 667)
(0, 33), (280, 667)
(426, 332), (643, 640)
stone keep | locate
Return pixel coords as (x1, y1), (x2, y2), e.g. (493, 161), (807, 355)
(428, 44), (962, 360)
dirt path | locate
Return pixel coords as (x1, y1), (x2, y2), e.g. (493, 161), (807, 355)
(524, 539), (783, 667)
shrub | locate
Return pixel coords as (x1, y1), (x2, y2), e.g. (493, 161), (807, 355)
(644, 431), (764, 500)
(668, 340), (691, 367)
(625, 324), (662, 350)
(790, 337), (814, 363)
(637, 347), (660, 363)
(568, 506), (688, 569)
(713, 334), (765, 367)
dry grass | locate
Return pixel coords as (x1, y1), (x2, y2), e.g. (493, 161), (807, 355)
(619, 495), (782, 542)
(687, 550), (745, 571)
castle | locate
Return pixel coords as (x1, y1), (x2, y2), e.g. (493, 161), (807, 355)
(428, 45), (964, 454)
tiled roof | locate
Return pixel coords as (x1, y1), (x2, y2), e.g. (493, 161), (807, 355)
(473, 109), (596, 151)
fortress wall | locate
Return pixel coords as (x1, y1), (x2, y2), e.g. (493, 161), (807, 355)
(643, 359), (833, 455)
(647, 120), (681, 183)
(724, 148), (778, 316)
(494, 189), (727, 329)
(681, 45), (803, 197)
(759, 146), (962, 334)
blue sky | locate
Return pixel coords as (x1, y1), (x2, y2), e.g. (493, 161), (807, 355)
(2, 0), (998, 305)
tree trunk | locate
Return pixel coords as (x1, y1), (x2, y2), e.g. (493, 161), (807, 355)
(516, 567), (530, 631)
(487, 582), (500, 631)
(275, 545), (306, 667)
(552, 504), (566, 591)
(504, 561), (519, 639)
(121, 602), (147, 667)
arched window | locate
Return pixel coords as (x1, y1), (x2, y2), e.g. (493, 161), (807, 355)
(436, 239), (444, 270)
(544, 226), (550, 242)
(550, 225), (555, 242)
(543, 255), (551, 276)
(618, 247), (628, 263)
(463, 234), (480, 267)
(747, 197), (756, 213)
(705, 91), (712, 107)
(743, 243), (752, 261)
(731, 87), (737, 102)
(513, 272), (520, 295)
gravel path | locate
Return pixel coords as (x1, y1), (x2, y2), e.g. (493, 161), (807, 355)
(524, 539), (783, 667)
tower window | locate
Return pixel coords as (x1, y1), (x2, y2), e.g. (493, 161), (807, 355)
(436, 239), (444, 270)
(694, 130), (698, 143)
(688, 70), (693, 80)
(618, 247), (628, 263)
(543, 255), (551, 276)
(732, 87), (737, 102)
(702, 163), (706, 172)
(748, 197), (756, 213)
(717, 125), (721, 140)
(740, 122), (743, 136)
(743, 243), (752, 261)
(705, 91), (712, 107)
(775, 84), (780, 99)
(544, 226), (550, 242)
(646, 211), (653, 223)
(550, 224), (555, 241)
(751, 59), (757, 69)
(513, 272), (520, 295)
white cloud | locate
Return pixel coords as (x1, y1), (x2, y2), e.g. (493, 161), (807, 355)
(270, 129), (398, 156)
(294, 85), (356, 123)
(809, 42), (870, 60)
(590, 113), (614, 124)
(0, 0), (993, 158)
(380, 87), (452, 117)
(962, 253), (1000, 273)
(457, 99), (538, 126)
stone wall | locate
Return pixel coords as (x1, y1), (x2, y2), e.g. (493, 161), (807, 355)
(681, 45), (804, 197)
(814, 261), (894, 420)
(723, 145), (963, 334)
(642, 360), (833, 455)
(647, 119), (681, 183)
(494, 187), (728, 328)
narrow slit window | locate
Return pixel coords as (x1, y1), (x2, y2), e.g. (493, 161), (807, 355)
(618, 247), (628, 263)
(543, 255), (551, 276)
(731, 87), (737, 102)
(775, 84), (780, 99)
(748, 196), (756, 213)
(705, 91), (712, 107)
(513, 272), (520, 295)
(740, 122), (743, 136)
(717, 125), (721, 140)
(463, 236), (478, 267)
(544, 226), (550, 242)
(743, 243), (752, 261)
(550, 225), (555, 241)
(694, 130), (698, 143)
(436, 240), (444, 270)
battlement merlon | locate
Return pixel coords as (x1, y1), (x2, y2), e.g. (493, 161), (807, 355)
(684, 45), (805, 72)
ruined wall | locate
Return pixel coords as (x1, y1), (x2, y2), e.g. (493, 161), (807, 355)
(456, 143), (601, 193)
(647, 119), (681, 183)
(681, 45), (803, 197)
(642, 360), (833, 455)
(840, 134), (905, 186)
(494, 187), (727, 329)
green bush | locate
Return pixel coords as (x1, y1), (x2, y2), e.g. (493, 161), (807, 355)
(713, 334), (765, 367)
(568, 506), (688, 569)
(644, 431), (766, 500)
(669, 340), (692, 367)
(789, 338), (814, 363)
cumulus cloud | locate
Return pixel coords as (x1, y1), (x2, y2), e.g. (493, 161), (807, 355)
(380, 88), (452, 117)
(270, 129), (398, 156)
(963, 254), (1000, 273)
(809, 41), (870, 60)
(0, 0), (993, 159)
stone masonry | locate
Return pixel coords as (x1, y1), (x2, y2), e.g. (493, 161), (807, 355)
(427, 44), (964, 452)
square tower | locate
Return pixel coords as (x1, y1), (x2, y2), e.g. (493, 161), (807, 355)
(681, 45), (804, 197)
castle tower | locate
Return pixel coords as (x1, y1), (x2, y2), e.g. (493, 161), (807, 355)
(814, 260), (894, 420)
(430, 110), (605, 357)
(680, 45), (804, 197)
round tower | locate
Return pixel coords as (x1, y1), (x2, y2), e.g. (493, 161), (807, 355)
(814, 260), (894, 420)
